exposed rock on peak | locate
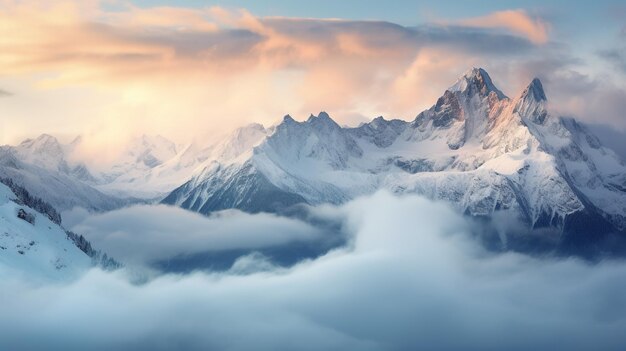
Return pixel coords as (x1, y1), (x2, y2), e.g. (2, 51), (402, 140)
(349, 116), (408, 148)
(525, 78), (547, 101)
(449, 67), (507, 100)
(306, 111), (341, 130)
(515, 78), (548, 124)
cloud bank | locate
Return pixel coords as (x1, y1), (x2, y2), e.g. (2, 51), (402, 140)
(1, 1), (625, 160)
(70, 204), (331, 269)
(1, 192), (626, 350)
(0, 1), (545, 145)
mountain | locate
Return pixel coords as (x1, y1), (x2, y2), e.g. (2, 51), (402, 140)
(3, 68), (624, 252)
(92, 134), (185, 198)
(83, 130), (271, 199)
(12, 134), (97, 182)
(0, 135), (127, 212)
(0, 179), (119, 280)
(163, 68), (626, 250)
(0, 133), (196, 208)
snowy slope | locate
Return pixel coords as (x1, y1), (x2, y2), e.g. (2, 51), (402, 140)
(163, 68), (626, 241)
(15, 132), (257, 200)
(88, 134), (183, 198)
(0, 146), (127, 212)
(3, 133), (193, 203)
(13, 134), (97, 182)
(95, 126), (271, 198)
(0, 183), (91, 281)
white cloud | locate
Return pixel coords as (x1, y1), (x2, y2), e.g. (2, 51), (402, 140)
(1, 192), (626, 350)
(70, 204), (328, 268)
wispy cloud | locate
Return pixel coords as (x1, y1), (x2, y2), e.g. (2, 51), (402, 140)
(452, 9), (550, 44)
(598, 48), (626, 74)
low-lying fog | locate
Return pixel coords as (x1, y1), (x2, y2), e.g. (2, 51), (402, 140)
(2, 192), (626, 351)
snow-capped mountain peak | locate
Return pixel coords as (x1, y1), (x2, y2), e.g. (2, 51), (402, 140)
(304, 111), (343, 132)
(282, 114), (296, 123)
(19, 133), (62, 151)
(449, 67), (507, 100)
(163, 68), (626, 251)
(525, 78), (547, 101)
(515, 77), (548, 125)
(3, 67), (624, 252)
(16, 134), (65, 168)
(7, 134), (100, 185)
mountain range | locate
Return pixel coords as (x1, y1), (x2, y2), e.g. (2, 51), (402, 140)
(2, 68), (625, 253)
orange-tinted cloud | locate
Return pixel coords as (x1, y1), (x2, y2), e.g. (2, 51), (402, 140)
(0, 0), (552, 151)
(454, 9), (549, 44)
(392, 48), (479, 114)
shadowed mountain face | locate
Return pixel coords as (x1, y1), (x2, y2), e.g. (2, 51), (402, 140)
(162, 68), (626, 253)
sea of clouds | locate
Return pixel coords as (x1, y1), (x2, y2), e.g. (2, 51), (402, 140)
(2, 192), (626, 350)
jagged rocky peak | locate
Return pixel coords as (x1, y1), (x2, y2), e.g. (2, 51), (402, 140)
(19, 133), (62, 151)
(15, 134), (66, 169)
(515, 77), (548, 124)
(417, 68), (510, 131)
(369, 116), (395, 130)
(431, 90), (464, 127)
(276, 112), (335, 131)
(449, 67), (507, 99)
(349, 116), (408, 148)
(264, 110), (363, 168)
(307, 111), (341, 129)
(371, 116), (386, 123)
(524, 78), (547, 101)
(315, 111), (332, 120)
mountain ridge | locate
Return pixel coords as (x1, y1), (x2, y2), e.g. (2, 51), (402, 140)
(162, 68), (626, 251)
(2, 67), (624, 253)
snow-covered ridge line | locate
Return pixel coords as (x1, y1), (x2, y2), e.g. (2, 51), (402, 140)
(163, 68), (626, 251)
(3, 67), (625, 252)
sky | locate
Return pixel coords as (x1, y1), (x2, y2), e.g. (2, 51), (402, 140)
(0, 0), (625, 156)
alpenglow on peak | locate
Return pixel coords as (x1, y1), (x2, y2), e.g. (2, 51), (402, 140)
(449, 67), (507, 99)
